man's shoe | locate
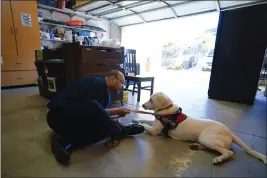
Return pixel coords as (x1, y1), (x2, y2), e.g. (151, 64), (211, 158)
(125, 124), (145, 135)
(51, 134), (72, 166)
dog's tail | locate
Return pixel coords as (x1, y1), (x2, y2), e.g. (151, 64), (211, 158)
(232, 133), (266, 164)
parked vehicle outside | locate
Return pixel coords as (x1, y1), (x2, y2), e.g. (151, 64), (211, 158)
(181, 47), (199, 69)
(201, 49), (214, 71)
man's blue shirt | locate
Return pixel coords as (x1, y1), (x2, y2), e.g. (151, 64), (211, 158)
(47, 77), (111, 109)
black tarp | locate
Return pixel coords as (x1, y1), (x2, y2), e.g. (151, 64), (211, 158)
(208, 4), (267, 105)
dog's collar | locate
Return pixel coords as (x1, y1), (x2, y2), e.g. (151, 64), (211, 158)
(157, 104), (174, 112)
(178, 107), (182, 113)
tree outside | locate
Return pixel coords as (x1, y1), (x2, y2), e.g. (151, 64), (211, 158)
(161, 28), (217, 70)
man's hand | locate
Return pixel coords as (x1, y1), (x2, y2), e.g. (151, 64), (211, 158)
(105, 139), (120, 147)
(115, 108), (130, 117)
(106, 108), (130, 117)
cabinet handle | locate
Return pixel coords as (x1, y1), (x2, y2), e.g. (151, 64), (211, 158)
(17, 78), (23, 80)
(96, 63), (107, 66)
(10, 27), (14, 34)
(16, 62), (21, 64)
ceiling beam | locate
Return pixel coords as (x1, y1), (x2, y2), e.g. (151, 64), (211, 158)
(119, 9), (216, 27)
(85, 0), (123, 13)
(93, 1), (152, 16)
(129, 10), (146, 23)
(117, 1), (267, 27)
(221, 0), (267, 11)
(104, 0), (146, 23)
(214, 0), (221, 11)
(86, 4), (112, 13)
(73, 0), (97, 10)
(161, 1), (178, 18)
(110, 0), (194, 20)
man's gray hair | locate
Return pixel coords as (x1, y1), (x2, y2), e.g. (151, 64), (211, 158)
(105, 70), (122, 77)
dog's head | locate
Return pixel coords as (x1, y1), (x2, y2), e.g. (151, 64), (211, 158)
(142, 92), (173, 112)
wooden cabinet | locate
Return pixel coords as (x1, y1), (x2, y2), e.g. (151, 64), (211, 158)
(11, 1), (40, 60)
(63, 43), (125, 101)
(63, 43), (125, 86)
(35, 44), (125, 102)
(1, 0), (40, 87)
(80, 47), (123, 77)
(1, 1), (17, 59)
(1, 71), (38, 87)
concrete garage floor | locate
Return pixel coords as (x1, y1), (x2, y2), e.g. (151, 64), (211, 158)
(1, 81), (267, 177)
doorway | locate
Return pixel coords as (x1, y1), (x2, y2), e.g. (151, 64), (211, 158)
(121, 12), (220, 104)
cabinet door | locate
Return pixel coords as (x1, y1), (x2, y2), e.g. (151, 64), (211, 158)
(10, 1), (40, 62)
(1, 0), (18, 66)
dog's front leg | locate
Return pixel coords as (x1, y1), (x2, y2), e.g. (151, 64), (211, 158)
(132, 119), (154, 126)
(140, 119), (164, 136)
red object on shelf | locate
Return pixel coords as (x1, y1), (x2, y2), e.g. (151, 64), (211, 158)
(58, 0), (65, 9)
(67, 20), (85, 26)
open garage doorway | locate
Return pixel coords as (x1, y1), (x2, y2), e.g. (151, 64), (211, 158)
(121, 12), (220, 105)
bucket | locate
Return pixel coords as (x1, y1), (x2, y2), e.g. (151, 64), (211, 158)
(123, 91), (128, 102)
(64, 29), (72, 42)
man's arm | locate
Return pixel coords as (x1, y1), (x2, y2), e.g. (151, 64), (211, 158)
(106, 108), (118, 116)
(106, 108), (130, 117)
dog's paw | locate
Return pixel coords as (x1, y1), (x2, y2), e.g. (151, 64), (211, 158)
(262, 157), (267, 164)
(189, 143), (206, 150)
(212, 157), (223, 164)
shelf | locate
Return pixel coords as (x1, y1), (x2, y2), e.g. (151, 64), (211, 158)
(37, 4), (108, 21)
(39, 21), (106, 32)
(40, 38), (67, 43)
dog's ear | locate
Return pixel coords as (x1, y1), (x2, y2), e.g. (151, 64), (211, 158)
(162, 94), (173, 106)
(157, 95), (167, 103)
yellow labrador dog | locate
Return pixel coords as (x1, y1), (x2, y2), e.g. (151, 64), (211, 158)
(133, 92), (266, 165)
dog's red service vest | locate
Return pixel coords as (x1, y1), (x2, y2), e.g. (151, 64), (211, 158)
(156, 107), (187, 137)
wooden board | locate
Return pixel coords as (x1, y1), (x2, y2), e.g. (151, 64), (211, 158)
(130, 109), (155, 115)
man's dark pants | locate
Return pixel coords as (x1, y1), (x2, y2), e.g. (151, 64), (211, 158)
(47, 100), (122, 148)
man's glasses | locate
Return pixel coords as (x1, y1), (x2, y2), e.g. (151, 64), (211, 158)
(114, 77), (124, 94)
(115, 77), (124, 86)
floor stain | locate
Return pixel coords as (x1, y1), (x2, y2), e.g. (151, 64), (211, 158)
(169, 150), (197, 177)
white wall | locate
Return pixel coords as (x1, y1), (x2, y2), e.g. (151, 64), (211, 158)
(110, 22), (121, 41)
